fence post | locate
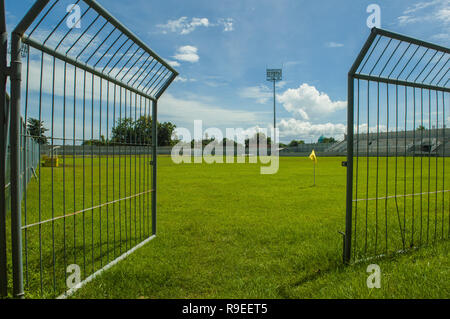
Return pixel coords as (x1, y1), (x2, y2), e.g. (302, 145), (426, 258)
(344, 74), (354, 264)
(152, 99), (157, 235)
(0, 0), (8, 297)
(9, 31), (24, 298)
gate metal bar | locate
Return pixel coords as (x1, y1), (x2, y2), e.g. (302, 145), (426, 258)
(2, 0), (177, 298)
(152, 100), (157, 235)
(10, 27), (24, 299)
(344, 28), (449, 263)
(0, 0), (8, 297)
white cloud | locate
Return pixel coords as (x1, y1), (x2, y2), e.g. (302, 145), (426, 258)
(397, 0), (450, 26)
(276, 81), (287, 89)
(156, 17), (234, 34)
(188, 17), (210, 32)
(202, 75), (230, 88)
(404, 1), (439, 14)
(166, 60), (181, 67)
(173, 45), (199, 63)
(157, 17), (209, 35)
(436, 7), (450, 24)
(239, 85), (272, 104)
(277, 83), (346, 121)
(431, 33), (450, 41)
(397, 15), (421, 25)
(27, 29), (101, 60)
(218, 18), (234, 32)
(158, 93), (263, 127)
(278, 118), (346, 140)
(325, 41), (344, 48)
(174, 76), (196, 83)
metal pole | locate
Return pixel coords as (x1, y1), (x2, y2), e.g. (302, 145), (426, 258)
(151, 100), (157, 235)
(0, 0), (8, 297)
(12, 0), (50, 36)
(344, 74), (354, 264)
(273, 80), (276, 147)
(313, 162), (315, 186)
(10, 32), (24, 298)
(342, 29), (376, 264)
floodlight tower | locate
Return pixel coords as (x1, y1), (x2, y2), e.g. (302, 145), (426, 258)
(266, 68), (282, 146)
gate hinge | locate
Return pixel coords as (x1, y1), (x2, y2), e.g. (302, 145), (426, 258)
(341, 161), (348, 167)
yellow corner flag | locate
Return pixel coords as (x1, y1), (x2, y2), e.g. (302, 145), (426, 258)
(309, 150), (317, 163)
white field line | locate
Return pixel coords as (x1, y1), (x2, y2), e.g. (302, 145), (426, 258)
(353, 189), (450, 202)
(22, 189), (153, 230)
(57, 235), (156, 299)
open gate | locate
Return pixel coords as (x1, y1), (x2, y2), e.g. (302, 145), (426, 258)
(0, 0), (177, 298)
(344, 28), (450, 263)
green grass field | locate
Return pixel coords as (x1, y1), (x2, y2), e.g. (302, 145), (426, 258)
(7, 156), (450, 298)
(7, 154), (154, 298)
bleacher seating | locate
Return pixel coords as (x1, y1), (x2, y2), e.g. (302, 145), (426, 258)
(346, 128), (450, 156)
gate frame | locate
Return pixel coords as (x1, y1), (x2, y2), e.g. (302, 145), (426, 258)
(0, 0), (177, 298)
(0, 0), (8, 298)
(344, 27), (450, 263)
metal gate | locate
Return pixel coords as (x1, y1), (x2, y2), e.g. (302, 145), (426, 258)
(0, 0), (177, 298)
(344, 28), (450, 263)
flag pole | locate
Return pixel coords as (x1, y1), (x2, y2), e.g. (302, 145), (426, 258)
(309, 149), (317, 186)
(313, 161), (315, 186)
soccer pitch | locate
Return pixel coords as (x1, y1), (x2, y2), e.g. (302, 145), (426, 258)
(11, 156), (450, 298)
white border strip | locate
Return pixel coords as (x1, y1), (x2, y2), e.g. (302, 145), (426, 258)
(57, 235), (156, 299)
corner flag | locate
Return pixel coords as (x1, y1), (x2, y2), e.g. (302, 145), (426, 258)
(309, 150), (317, 163)
(309, 150), (317, 186)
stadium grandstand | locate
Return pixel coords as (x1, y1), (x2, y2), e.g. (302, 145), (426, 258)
(280, 128), (450, 157)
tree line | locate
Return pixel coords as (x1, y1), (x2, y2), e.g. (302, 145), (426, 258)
(27, 117), (342, 148)
(26, 116), (178, 147)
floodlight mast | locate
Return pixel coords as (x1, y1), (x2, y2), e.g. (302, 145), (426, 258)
(266, 69), (282, 147)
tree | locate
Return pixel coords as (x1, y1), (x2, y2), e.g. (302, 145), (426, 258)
(190, 137), (215, 148)
(111, 118), (135, 144)
(417, 125), (426, 131)
(288, 140), (305, 147)
(110, 116), (177, 146)
(158, 122), (177, 146)
(318, 137), (336, 144)
(245, 132), (272, 148)
(27, 118), (48, 145)
(82, 135), (106, 146)
(222, 138), (239, 147)
(135, 116), (152, 145)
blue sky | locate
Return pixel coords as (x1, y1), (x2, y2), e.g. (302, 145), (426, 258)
(6, 0), (450, 143)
